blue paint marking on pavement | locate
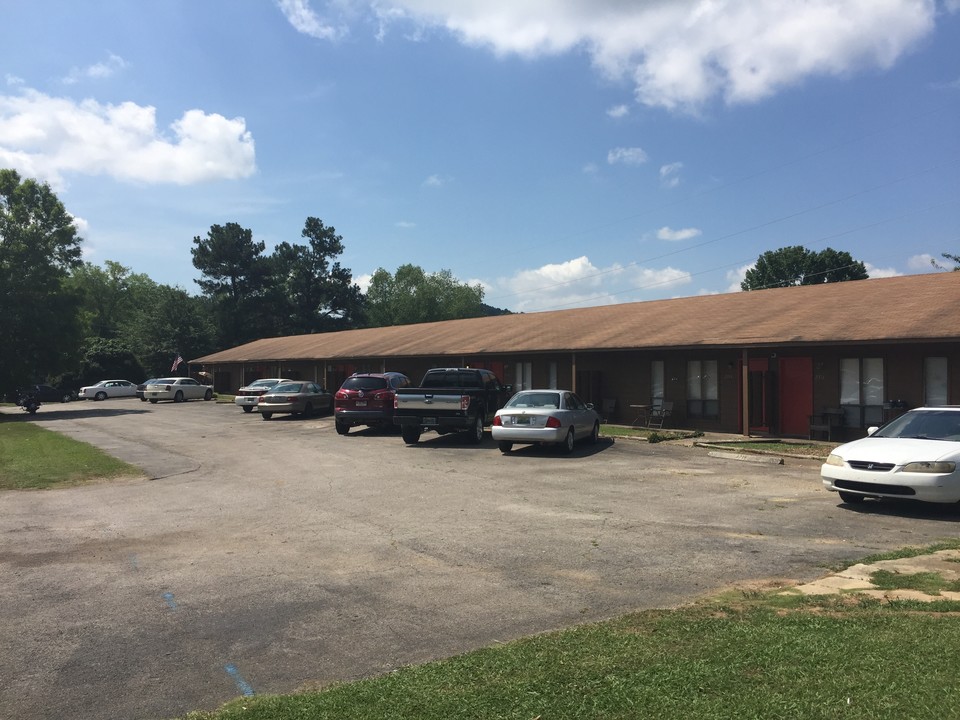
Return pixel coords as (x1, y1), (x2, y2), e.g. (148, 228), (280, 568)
(129, 553), (139, 570)
(224, 664), (255, 697)
(162, 592), (178, 610)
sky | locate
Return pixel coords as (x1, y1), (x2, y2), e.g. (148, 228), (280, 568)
(1, 0), (958, 314)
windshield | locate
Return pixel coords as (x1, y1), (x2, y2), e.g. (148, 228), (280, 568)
(249, 379), (280, 388)
(873, 410), (960, 441)
(506, 392), (561, 409)
(272, 383), (303, 393)
(342, 377), (388, 391)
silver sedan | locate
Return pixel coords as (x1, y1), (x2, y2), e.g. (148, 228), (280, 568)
(492, 389), (601, 454)
(258, 381), (333, 420)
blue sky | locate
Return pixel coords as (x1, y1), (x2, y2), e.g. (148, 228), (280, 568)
(1, 0), (958, 313)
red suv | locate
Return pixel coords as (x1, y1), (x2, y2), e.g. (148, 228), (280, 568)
(334, 372), (411, 435)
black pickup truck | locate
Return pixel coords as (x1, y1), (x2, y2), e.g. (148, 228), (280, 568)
(393, 368), (512, 445)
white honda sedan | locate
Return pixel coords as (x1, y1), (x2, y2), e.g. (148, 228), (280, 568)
(492, 389), (601, 454)
(144, 377), (214, 403)
(822, 406), (960, 504)
(233, 378), (293, 413)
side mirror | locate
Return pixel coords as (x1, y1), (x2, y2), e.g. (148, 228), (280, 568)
(866, 426), (879, 436)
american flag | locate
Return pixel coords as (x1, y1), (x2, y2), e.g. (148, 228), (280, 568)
(171, 354), (184, 372)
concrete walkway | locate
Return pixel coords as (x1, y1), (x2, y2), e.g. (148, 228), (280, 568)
(792, 549), (960, 602)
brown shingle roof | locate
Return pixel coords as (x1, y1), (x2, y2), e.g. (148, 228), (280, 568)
(191, 273), (960, 364)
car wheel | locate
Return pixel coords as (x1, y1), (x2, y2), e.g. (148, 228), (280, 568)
(336, 421), (350, 435)
(204, 389), (213, 401)
(261, 412), (273, 420)
(838, 491), (866, 504)
(95, 391), (107, 401)
(468, 413), (484, 444)
(242, 406), (253, 413)
(401, 426), (421, 444)
(498, 441), (513, 453)
(61, 393), (72, 403)
(174, 390), (184, 403)
(562, 427), (575, 454)
(589, 421), (600, 444)
(303, 403), (314, 417)
(149, 399), (158, 404)
(140, 397), (147, 402)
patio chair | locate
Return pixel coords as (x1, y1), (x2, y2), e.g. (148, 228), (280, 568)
(646, 401), (672, 429)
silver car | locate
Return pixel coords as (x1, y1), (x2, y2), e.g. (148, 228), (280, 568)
(492, 389), (601, 454)
(233, 378), (293, 413)
(258, 381), (333, 420)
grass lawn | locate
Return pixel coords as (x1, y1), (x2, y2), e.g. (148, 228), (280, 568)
(183, 568), (960, 720)
(0, 420), (141, 489)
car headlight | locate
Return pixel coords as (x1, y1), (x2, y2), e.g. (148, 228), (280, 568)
(902, 461), (956, 473)
(824, 454), (845, 467)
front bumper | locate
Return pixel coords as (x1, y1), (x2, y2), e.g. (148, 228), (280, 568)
(821, 465), (960, 504)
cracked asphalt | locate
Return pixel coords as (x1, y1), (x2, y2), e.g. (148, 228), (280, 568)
(1, 400), (958, 720)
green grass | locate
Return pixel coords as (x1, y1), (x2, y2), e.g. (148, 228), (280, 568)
(183, 585), (960, 720)
(601, 425), (700, 443)
(869, 570), (960, 595)
(703, 440), (834, 459)
(0, 421), (141, 489)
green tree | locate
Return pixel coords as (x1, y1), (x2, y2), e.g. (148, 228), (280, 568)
(932, 252), (960, 271)
(269, 217), (364, 335)
(741, 246), (868, 291)
(68, 260), (140, 339)
(364, 264), (486, 327)
(191, 222), (271, 347)
(0, 169), (84, 393)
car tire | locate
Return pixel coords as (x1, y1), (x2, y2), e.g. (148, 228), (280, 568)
(838, 491), (866, 504)
(589, 421), (600, 444)
(401, 426), (421, 445)
(149, 399), (158, 404)
(140, 397), (147, 402)
(262, 412), (273, 420)
(204, 389), (213, 401)
(242, 406), (253, 413)
(303, 403), (314, 417)
(61, 393), (72, 403)
(562, 427), (575, 454)
(95, 391), (107, 401)
(468, 413), (484, 444)
(498, 441), (513, 453)
(336, 421), (350, 435)
(174, 390), (184, 403)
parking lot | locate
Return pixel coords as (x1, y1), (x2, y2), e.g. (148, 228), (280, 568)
(2, 399), (959, 720)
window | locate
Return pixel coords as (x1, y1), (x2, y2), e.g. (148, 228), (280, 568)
(687, 360), (718, 418)
(651, 360), (664, 404)
(925, 357), (948, 406)
(515, 362), (532, 392)
(840, 357), (884, 427)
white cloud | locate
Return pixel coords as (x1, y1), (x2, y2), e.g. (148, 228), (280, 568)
(487, 255), (691, 312)
(422, 173), (450, 187)
(607, 146), (647, 165)
(395, 220), (416, 228)
(907, 253), (936, 270)
(367, 0), (945, 112)
(62, 53), (128, 85)
(276, 0), (345, 40)
(354, 272), (373, 293)
(659, 162), (683, 188)
(606, 104), (629, 118)
(0, 88), (256, 187)
(657, 226), (701, 242)
(726, 263), (753, 292)
(865, 263), (902, 279)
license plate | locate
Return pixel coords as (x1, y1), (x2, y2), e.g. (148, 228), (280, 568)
(515, 416), (531, 425)
(355, 400), (367, 407)
(423, 417), (437, 426)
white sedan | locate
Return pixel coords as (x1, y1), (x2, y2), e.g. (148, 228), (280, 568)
(233, 378), (293, 413)
(144, 377), (214, 403)
(492, 389), (601, 454)
(78, 379), (137, 401)
(822, 406), (960, 504)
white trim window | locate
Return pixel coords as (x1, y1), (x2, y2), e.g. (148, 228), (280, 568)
(687, 360), (718, 418)
(924, 357), (948, 406)
(840, 357), (884, 427)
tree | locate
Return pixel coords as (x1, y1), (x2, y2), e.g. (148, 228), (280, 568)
(931, 252), (960, 271)
(269, 217), (364, 335)
(364, 264), (486, 327)
(741, 246), (868, 291)
(0, 169), (84, 393)
(191, 222), (271, 347)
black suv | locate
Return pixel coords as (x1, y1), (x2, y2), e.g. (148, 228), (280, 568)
(334, 372), (410, 435)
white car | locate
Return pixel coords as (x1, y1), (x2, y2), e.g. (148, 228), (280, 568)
(492, 389), (601, 454)
(822, 406), (960, 504)
(233, 378), (293, 413)
(78, 379), (137, 401)
(144, 377), (214, 403)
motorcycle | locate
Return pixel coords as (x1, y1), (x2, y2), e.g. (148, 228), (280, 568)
(17, 389), (40, 414)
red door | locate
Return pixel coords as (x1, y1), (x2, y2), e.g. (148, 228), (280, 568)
(779, 356), (813, 437)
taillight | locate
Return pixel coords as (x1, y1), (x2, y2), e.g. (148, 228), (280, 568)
(545, 416), (562, 428)
(335, 390), (347, 399)
(492, 415), (502, 426)
(460, 395), (470, 411)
